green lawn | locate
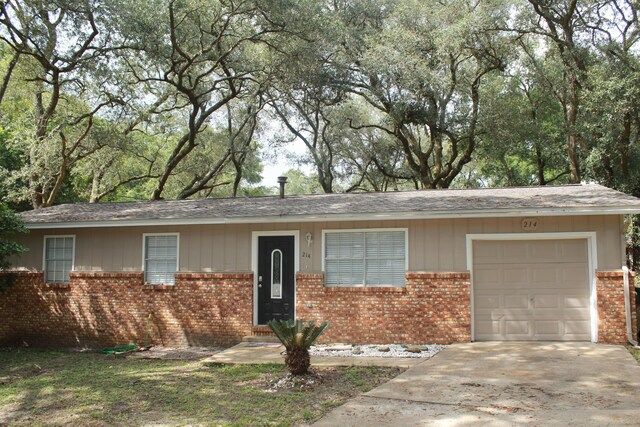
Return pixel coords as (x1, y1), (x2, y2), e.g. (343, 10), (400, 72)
(0, 349), (402, 426)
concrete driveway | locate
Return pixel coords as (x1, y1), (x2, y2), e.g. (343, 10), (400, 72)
(314, 342), (640, 426)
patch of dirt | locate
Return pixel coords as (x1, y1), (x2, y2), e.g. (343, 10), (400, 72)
(262, 371), (325, 393)
(0, 364), (51, 386)
(125, 346), (225, 360)
(257, 366), (404, 395)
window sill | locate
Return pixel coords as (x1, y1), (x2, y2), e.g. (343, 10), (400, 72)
(142, 284), (175, 291)
(324, 286), (406, 294)
(42, 283), (71, 290)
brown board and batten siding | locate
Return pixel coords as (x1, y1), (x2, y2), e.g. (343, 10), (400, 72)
(15, 214), (624, 273)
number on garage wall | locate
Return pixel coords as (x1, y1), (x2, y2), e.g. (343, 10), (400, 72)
(521, 218), (539, 231)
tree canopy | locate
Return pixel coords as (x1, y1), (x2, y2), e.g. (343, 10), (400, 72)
(0, 0), (638, 208)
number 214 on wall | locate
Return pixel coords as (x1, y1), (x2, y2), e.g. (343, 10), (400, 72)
(521, 218), (539, 231)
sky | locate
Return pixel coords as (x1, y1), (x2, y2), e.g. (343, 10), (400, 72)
(260, 156), (293, 187)
(257, 131), (310, 187)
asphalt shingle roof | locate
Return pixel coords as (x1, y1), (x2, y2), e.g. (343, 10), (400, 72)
(20, 184), (640, 227)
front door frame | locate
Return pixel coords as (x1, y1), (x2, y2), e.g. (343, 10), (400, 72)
(251, 230), (299, 326)
(466, 232), (598, 343)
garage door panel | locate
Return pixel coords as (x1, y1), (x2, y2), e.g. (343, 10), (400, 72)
(561, 280), (589, 291)
(505, 295), (528, 308)
(530, 281), (564, 289)
(529, 240), (561, 260)
(505, 320), (529, 335)
(477, 265), (585, 289)
(476, 294), (501, 309)
(498, 242), (528, 263)
(503, 267), (529, 284)
(534, 320), (560, 335)
(504, 243), (528, 260)
(561, 266), (589, 284)
(558, 240), (589, 261)
(476, 241), (588, 265)
(531, 267), (559, 284)
(474, 241), (526, 264)
(475, 320), (499, 335)
(530, 310), (587, 320)
(473, 239), (590, 341)
(528, 241), (550, 256)
(564, 296), (589, 309)
(475, 318), (590, 341)
(564, 320), (590, 336)
(473, 267), (500, 284)
(533, 295), (559, 309)
(474, 242), (500, 262)
(477, 292), (589, 310)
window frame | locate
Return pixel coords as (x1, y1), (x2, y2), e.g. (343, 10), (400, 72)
(322, 228), (409, 287)
(42, 235), (76, 284)
(142, 232), (180, 285)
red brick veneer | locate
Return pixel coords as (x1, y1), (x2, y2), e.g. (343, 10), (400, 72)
(5, 269), (632, 347)
(596, 270), (637, 344)
(0, 271), (253, 348)
(296, 272), (472, 344)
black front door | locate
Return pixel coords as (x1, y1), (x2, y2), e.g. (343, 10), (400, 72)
(257, 235), (295, 324)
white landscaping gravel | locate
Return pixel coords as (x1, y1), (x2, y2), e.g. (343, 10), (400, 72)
(310, 344), (446, 358)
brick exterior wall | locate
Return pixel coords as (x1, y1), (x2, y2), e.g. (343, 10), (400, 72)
(596, 270), (637, 344)
(296, 272), (472, 344)
(0, 271), (253, 348)
(2, 269), (635, 347)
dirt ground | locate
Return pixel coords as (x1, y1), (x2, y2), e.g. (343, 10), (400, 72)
(124, 345), (225, 360)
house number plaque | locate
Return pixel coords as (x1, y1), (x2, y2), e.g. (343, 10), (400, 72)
(521, 217), (539, 231)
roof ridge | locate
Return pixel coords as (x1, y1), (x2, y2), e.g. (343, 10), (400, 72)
(20, 184), (640, 228)
(30, 183), (603, 210)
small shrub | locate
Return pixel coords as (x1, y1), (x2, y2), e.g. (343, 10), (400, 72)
(267, 319), (329, 375)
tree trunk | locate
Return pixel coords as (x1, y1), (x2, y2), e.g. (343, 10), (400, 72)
(284, 347), (311, 375)
(619, 111), (631, 180)
(534, 142), (546, 185)
(566, 78), (581, 183)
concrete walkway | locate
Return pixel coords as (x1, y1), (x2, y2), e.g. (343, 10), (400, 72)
(202, 342), (423, 368)
(314, 342), (640, 426)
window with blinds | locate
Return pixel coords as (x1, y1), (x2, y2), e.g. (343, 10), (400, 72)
(44, 236), (74, 283)
(324, 230), (406, 286)
(144, 234), (178, 285)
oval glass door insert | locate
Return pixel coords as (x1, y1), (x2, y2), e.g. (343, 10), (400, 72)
(271, 249), (282, 299)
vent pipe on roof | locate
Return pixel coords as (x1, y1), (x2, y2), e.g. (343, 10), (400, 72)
(277, 176), (288, 199)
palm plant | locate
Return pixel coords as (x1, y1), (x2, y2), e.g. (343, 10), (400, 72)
(267, 319), (329, 375)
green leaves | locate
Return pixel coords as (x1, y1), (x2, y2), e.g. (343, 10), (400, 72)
(267, 319), (329, 351)
(0, 0), (638, 202)
(0, 203), (27, 271)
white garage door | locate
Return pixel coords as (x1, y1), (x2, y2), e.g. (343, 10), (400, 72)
(473, 239), (591, 341)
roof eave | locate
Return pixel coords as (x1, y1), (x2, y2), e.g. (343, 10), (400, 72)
(22, 206), (640, 229)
